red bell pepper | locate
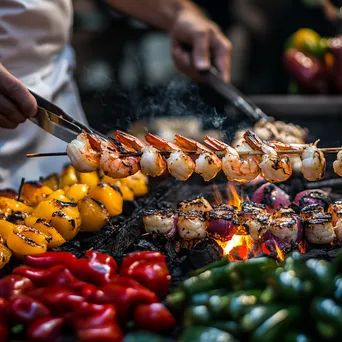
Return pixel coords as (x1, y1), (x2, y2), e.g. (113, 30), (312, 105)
(27, 317), (64, 342)
(85, 276), (158, 323)
(0, 324), (8, 342)
(69, 251), (117, 285)
(28, 286), (85, 312)
(13, 265), (70, 286)
(133, 303), (176, 333)
(25, 252), (78, 269)
(73, 304), (117, 329)
(0, 275), (34, 299)
(0, 298), (8, 325)
(76, 322), (123, 342)
(120, 251), (171, 296)
(283, 48), (329, 94)
(8, 295), (50, 323)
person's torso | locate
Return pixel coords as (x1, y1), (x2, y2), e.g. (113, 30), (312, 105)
(0, 0), (73, 78)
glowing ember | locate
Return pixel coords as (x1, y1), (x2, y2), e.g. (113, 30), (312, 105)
(222, 234), (254, 255)
(298, 241), (307, 254)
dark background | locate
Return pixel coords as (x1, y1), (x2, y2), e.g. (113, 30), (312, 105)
(71, 0), (339, 137)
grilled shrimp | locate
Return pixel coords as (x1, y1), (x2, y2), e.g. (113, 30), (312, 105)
(333, 151), (342, 177)
(304, 213), (335, 244)
(66, 132), (101, 172)
(177, 210), (208, 240)
(142, 209), (176, 238)
(328, 202), (342, 239)
(205, 136), (259, 183)
(174, 135), (222, 182)
(99, 139), (140, 179)
(301, 141), (326, 181)
(114, 130), (166, 177)
(244, 130), (292, 183)
(145, 133), (195, 181)
(178, 197), (212, 212)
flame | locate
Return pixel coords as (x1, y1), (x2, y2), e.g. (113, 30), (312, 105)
(298, 241), (306, 254)
(222, 234), (255, 260)
(274, 242), (285, 262)
(227, 182), (243, 209)
(212, 184), (223, 205)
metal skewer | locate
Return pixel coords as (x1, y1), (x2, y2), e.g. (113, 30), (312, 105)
(26, 146), (342, 159)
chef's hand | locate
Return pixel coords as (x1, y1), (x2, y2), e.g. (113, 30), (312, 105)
(170, 4), (231, 81)
(0, 64), (37, 129)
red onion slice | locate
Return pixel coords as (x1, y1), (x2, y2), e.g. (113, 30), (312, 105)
(252, 183), (291, 213)
(293, 189), (330, 209)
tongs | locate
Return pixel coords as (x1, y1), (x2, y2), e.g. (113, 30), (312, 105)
(28, 90), (107, 143)
(201, 67), (271, 122)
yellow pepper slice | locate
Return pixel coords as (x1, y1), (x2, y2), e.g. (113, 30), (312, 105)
(24, 216), (66, 248)
(78, 197), (109, 232)
(45, 189), (71, 202)
(88, 183), (123, 216)
(22, 182), (53, 206)
(0, 219), (17, 243)
(33, 199), (81, 241)
(41, 173), (60, 191)
(60, 164), (78, 188)
(7, 225), (48, 258)
(121, 171), (148, 197)
(78, 171), (99, 187)
(0, 197), (33, 216)
(0, 244), (12, 270)
(101, 176), (135, 201)
(65, 184), (89, 202)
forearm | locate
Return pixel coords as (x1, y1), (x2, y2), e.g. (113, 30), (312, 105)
(105, 0), (203, 31)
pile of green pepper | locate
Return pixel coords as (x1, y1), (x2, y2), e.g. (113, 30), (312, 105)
(165, 252), (342, 342)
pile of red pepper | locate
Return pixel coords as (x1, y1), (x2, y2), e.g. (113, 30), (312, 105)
(0, 250), (175, 341)
(283, 28), (342, 94)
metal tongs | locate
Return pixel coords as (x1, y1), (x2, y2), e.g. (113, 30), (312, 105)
(28, 90), (107, 143)
(201, 67), (271, 122)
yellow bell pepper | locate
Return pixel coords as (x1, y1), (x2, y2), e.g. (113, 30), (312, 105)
(78, 197), (109, 232)
(7, 225), (48, 258)
(0, 244), (12, 270)
(101, 176), (135, 201)
(24, 216), (66, 248)
(65, 184), (89, 202)
(22, 182), (53, 206)
(60, 164), (78, 188)
(0, 189), (18, 200)
(33, 199), (81, 241)
(41, 173), (60, 191)
(0, 219), (17, 243)
(88, 183), (123, 216)
(121, 171), (148, 197)
(0, 197), (33, 217)
(78, 171), (99, 187)
(45, 189), (71, 202)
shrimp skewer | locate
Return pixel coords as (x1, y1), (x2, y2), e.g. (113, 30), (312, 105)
(174, 134), (222, 182)
(301, 141), (326, 181)
(86, 136), (140, 179)
(333, 151), (342, 177)
(66, 132), (101, 172)
(145, 133), (195, 181)
(114, 131), (166, 177)
(244, 130), (292, 183)
(205, 136), (260, 183)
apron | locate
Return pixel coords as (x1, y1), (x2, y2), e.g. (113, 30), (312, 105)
(0, 1), (88, 190)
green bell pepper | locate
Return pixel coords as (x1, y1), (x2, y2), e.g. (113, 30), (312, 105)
(178, 326), (238, 342)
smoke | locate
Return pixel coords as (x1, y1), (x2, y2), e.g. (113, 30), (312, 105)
(88, 77), (253, 143)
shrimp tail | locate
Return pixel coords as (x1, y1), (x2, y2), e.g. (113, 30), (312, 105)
(204, 136), (228, 151)
(114, 130), (145, 151)
(243, 130), (263, 151)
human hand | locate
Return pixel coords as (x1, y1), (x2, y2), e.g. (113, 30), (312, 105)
(0, 64), (37, 129)
(170, 3), (231, 81)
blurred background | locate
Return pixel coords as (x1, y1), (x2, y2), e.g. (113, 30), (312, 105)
(72, 0), (340, 140)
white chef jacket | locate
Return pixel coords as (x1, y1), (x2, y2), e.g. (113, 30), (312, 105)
(0, 0), (88, 189)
